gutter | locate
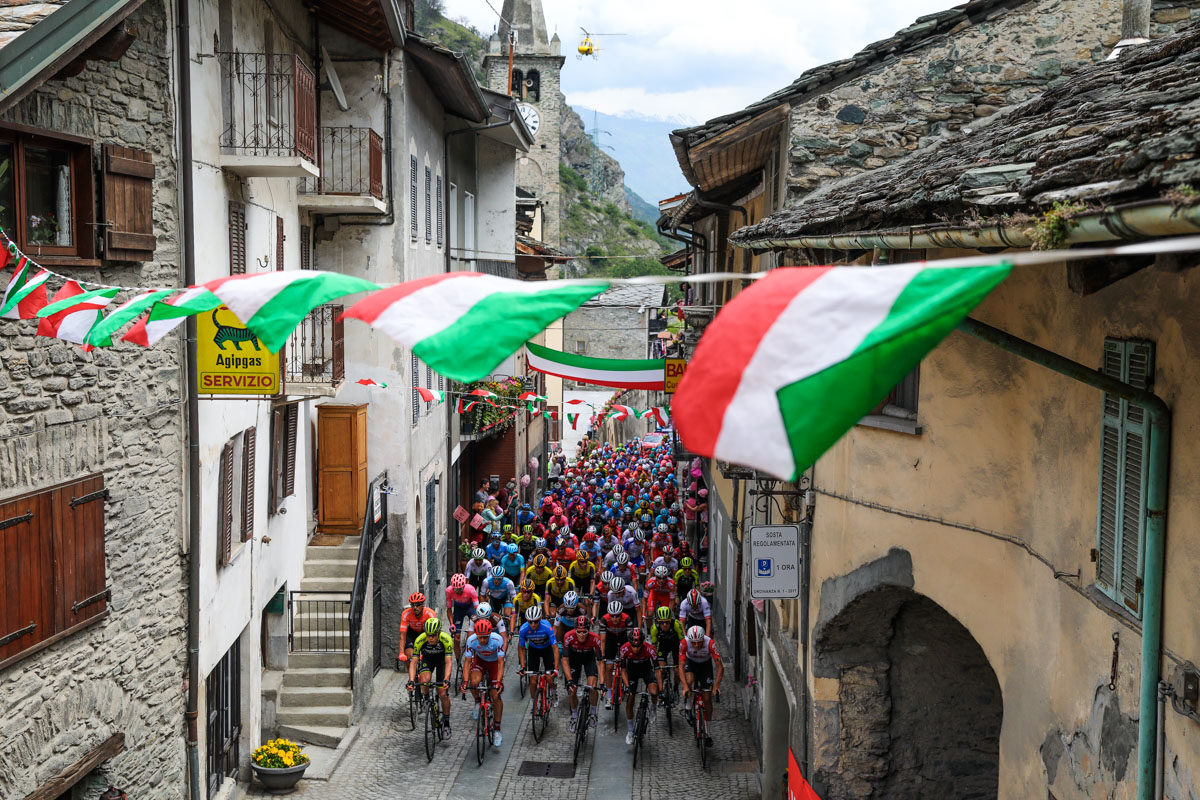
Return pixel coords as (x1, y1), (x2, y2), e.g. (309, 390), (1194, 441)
(732, 200), (1200, 252)
(175, 0), (202, 795)
(956, 318), (1169, 800)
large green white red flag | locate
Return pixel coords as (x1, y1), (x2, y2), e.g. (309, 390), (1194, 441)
(673, 263), (1010, 480)
(343, 273), (608, 382)
(525, 341), (665, 389)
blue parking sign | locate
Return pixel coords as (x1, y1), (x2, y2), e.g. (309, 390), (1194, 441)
(757, 558), (773, 577)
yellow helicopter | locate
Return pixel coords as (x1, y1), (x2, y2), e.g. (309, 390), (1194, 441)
(577, 27), (625, 59)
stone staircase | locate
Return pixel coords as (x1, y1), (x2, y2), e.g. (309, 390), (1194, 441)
(276, 539), (358, 748)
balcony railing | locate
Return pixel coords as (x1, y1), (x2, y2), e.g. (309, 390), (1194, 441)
(283, 304), (344, 392)
(300, 127), (384, 199)
(218, 52), (317, 163)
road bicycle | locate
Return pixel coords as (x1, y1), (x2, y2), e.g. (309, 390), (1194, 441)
(473, 673), (501, 766)
(685, 683), (718, 769)
(406, 676), (420, 730)
(571, 681), (592, 766)
(522, 669), (556, 742)
(631, 689), (652, 768)
(657, 663), (677, 736)
(411, 679), (451, 762)
(605, 660), (624, 731)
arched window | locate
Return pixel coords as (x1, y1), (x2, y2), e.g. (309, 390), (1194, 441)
(510, 68), (524, 98)
(526, 70), (540, 102)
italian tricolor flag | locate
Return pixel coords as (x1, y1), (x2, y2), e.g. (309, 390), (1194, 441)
(36, 282), (120, 345)
(415, 387), (445, 403)
(123, 287), (222, 347)
(0, 266), (49, 319)
(673, 263), (1010, 480)
(343, 273), (608, 382)
(525, 341), (665, 390)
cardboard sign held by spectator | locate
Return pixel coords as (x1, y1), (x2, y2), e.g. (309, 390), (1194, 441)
(470, 513), (485, 530)
(453, 505), (469, 524)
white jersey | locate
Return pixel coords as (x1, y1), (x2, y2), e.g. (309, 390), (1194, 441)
(464, 559), (493, 577)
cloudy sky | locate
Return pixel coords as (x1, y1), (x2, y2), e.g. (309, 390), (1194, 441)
(441, 0), (961, 123)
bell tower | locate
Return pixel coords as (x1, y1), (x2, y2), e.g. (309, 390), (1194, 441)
(483, 0), (566, 246)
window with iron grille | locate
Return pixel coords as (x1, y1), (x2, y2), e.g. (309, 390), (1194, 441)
(424, 478), (438, 596)
(275, 216), (284, 270)
(425, 167), (432, 243)
(438, 372), (443, 393)
(205, 638), (241, 798)
(409, 155), (418, 241)
(425, 364), (432, 412)
(411, 353), (419, 426)
(300, 224), (311, 269)
(1096, 338), (1154, 615)
(436, 176), (444, 247)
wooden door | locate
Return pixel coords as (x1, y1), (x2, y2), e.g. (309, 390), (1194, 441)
(317, 404), (367, 534)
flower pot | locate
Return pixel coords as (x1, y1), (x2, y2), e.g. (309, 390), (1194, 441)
(251, 762), (308, 794)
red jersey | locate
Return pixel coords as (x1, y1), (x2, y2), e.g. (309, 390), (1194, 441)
(617, 641), (658, 666)
(562, 629), (602, 656)
(645, 577), (675, 607)
(599, 612), (634, 638)
(400, 606), (436, 636)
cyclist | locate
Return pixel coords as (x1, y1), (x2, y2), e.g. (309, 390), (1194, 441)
(517, 606), (560, 704)
(464, 549), (492, 591)
(499, 543), (525, 583)
(512, 579), (542, 623)
(445, 574), (479, 664)
(555, 590), (585, 643)
(607, 550), (638, 594)
(674, 557), (701, 600)
(568, 548), (597, 603)
(561, 615), (602, 732)
(650, 605), (685, 692)
(607, 576), (640, 627)
(464, 618), (506, 747)
(543, 565), (576, 616)
(652, 544), (679, 577)
(485, 531), (508, 563)
(408, 617), (454, 738)
(679, 587), (712, 637)
(524, 553), (554, 596)
(617, 627), (659, 744)
(643, 565), (676, 621)
(481, 566), (517, 634)
(474, 601), (507, 638)
(678, 625), (722, 747)
(599, 599), (634, 709)
(397, 591), (435, 667)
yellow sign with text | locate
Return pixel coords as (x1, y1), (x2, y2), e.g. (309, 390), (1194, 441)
(196, 306), (279, 395)
(664, 358), (686, 393)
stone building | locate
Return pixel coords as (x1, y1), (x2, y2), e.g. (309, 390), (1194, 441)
(0, 1), (188, 797)
(483, 0), (566, 246)
(661, 1), (1200, 799)
(561, 284), (665, 386)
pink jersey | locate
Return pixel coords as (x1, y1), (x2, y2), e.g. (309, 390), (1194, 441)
(446, 584), (479, 609)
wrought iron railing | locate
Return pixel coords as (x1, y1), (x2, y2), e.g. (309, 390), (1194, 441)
(350, 475), (388, 699)
(283, 304), (344, 387)
(288, 593), (351, 652)
(300, 127), (384, 198)
(218, 51), (316, 162)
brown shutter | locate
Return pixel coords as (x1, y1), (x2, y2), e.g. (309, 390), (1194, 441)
(300, 225), (311, 270)
(285, 404), (298, 497)
(54, 474), (108, 632)
(228, 201), (246, 275)
(101, 145), (156, 261)
(0, 491), (53, 664)
(276, 216), (284, 271)
(242, 427), (256, 541)
(270, 408), (284, 512)
(219, 440), (235, 565)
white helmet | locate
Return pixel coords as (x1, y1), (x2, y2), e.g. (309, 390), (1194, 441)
(686, 625), (705, 643)
(472, 548), (486, 560)
(607, 600), (624, 616)
(563, 591), (579, 608)
(476, 602), (493, 618)
(600, 570), (615, 584)
(615, 552), (630, 565)
(610, 577), (626, 593)
(654, 565), (668, 578)
(525, 606), (543, 622)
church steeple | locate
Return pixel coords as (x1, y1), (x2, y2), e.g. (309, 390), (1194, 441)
(496, 0), (553, 55)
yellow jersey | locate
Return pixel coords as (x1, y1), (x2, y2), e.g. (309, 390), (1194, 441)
(568, 560), (596, 583)
(513, 592), (542, 617)
(545, 577), (576, 603)
(526, 566), (554, 589)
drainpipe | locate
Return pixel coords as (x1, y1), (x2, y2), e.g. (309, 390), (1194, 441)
(354, 54), (394, 226)
(175, 0), (202, 796)
(799, 466), (813, 778)
(956, 317), (1170, 800)
(729, 477), (741, 679)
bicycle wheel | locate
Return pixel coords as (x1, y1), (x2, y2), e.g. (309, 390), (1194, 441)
(519, 670), (528, 699)
(408, 686), (419, 730)
(633, 703), (647, 769)
(698, 711), (709, 769)
(476, 702), (488, 766)
(573, 694), (590, 766)
(612, 682), (621, 732)
(424, 695), (438, 762)
(531, 683), (548, 743)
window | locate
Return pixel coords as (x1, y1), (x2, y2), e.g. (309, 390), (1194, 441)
(424, 166), (432, 243)
(425, 364), (432, 412)
(411, 353), (419, 426)
(270, 403), (299, 513)
(438, 372), (444, 393)
(409, 155), (418, 240)
(463, 192), (475, 259)
(0, 474), (108, 669)
(217, 428), (256, 565)
(511, 68), (524, 98)
(526, 70), (540, 102)
(436, 176), (444, 247)
(1096, 338), (1154, 615)
(576, 340), (586, 354)
(299, 224), (311, 270)
(228, 201), (246, 274)
(275, 215), (284, 270)
(205, 638), (241, 798)
(449, 183), (458, 257)
(424, 478), (438, 595)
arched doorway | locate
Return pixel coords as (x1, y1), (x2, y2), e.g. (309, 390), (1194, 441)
(813, 585), (1002, 800)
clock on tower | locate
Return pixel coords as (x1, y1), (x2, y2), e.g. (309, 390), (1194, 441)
(518, 103), (540, 137)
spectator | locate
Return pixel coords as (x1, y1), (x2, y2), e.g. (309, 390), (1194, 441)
(474, 479), (490, 506)
(496, 481), (511, 511)
(482, 497), (503, 535)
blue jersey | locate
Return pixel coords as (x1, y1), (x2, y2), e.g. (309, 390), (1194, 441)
(486, 541), (507, 562)
(465, 632), (506, 662)
(483, 576), (516, 606)
(519, 619), (556, 650)
(499, 553), (525, 580)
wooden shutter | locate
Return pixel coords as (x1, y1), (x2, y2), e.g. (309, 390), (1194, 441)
(54, 475), (109, 632)
(228, 201), (247, 275)
(300, 225), (311, 270)
(436, 176), (444, 246)
(270, 408), (283, 511)
(219, 440), (235, 565)
(276, 217), (285, 270)
(101, 145), (156, 261)
(0, 490), (53, 664)
(284, 404), (298, 497)
(425, 167), (432, 243)
(242, 427), (256, 541)
(412, 353), (419, 426)
(410, 156), (418, 240)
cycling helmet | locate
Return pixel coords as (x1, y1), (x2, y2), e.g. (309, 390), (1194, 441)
(633, 531), (646, 542)
(668, 516), (678, 525)
(610, 577), (626, 593)
(662, 545), (674, 556)
(583, 532), (597, 542)
(423, 618), (441, 636)
(408, 591), (426, 604)
(506, 543), (518, 555)
(655, 606), (673, 622)
(474, 619), (493, 637)
(615, 552), (630, 566)
(699, 581), (715, 598)
(654, 565), (669, 578)
(575, 549), (589, 560)
(525, 606), (543, 622)
(490, 531), (501, 539)
(490, 566), (505, 578)
(553, 564), (568, 580)
(522, 524), (533, 533)
(520, 579), (535, 592)
(607, 600), (624, 616)
(471, 548), (486, 560)
(628, 627), (644, 645)
(476, 602), (493, 618)
(686, 625), (705, 643)
(535, 538), (547, 548)
(533, 554), (548, 568)
(503, 524), (513, 533)
(586, 525), (597, 534)
(563, 591), (579, 608)
(680, 557), (693, 569)
(600, 570), (615, 584)
(687, 589), (701, 606)
(450, 574), (467, 590)
(657, 523), (668, 533)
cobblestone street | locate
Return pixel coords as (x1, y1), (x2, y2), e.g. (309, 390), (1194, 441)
(243, 645), (761, 800)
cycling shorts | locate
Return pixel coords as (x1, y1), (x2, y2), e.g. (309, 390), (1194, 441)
(451, 605), (474, 628)
(467, 573), (485, 590)
(417, 655), (447, 682)
(604, 631), (629, 661)
(683, 659), (714, 688)
(470, 658), (503, 686)
(656, 637), (681, 664)
(624, 661), (657, 691)
(526, 646), (555, 673)
(404, 629), (421, 650)
(566, 650), (598, 680)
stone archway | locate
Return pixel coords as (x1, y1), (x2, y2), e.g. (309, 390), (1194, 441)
(812, 582), (1002, 800)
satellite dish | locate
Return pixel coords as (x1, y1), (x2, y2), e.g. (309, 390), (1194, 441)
(321, 46), (350, 112)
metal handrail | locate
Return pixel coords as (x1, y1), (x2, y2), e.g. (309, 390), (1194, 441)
(349, 474), (388, 696)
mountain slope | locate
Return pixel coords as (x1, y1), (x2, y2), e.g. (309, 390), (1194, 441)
(571, 106), (692, 206)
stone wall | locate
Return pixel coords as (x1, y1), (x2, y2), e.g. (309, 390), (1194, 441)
(0, 2), (188, 797)
(785, 0), (1200, 202)
(562, 306), (647, 378)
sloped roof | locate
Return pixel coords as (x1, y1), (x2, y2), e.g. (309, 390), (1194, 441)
(583, 284), (667, 308)
(732, 23), (1200, 246)
(0, 1), (68, 51)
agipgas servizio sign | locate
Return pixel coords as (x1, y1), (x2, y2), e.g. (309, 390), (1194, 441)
(196, 306), (280, 395)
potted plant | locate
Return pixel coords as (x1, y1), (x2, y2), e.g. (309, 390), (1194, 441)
(250, 738), (310, 793)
